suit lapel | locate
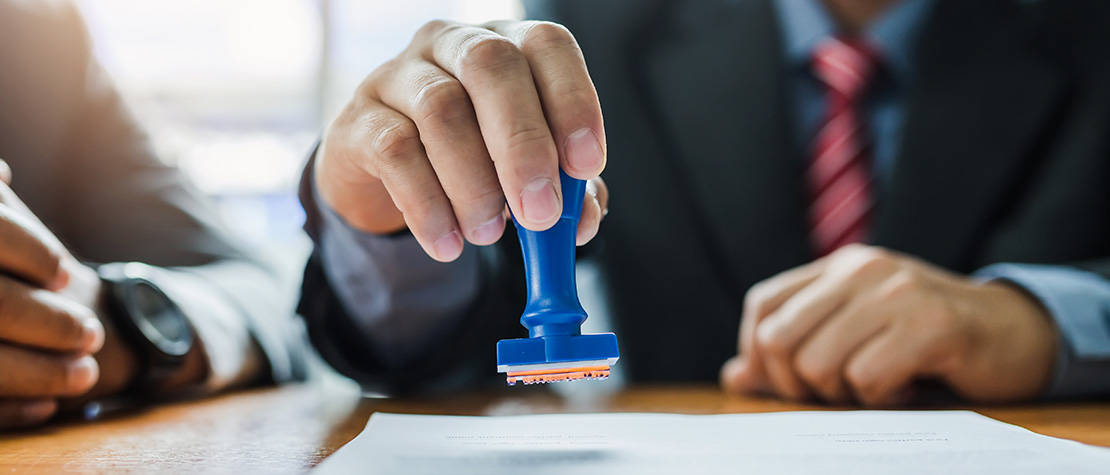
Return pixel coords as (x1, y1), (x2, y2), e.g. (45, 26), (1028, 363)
(873, 0), (1065, 270)
(637, 0), (813, 294)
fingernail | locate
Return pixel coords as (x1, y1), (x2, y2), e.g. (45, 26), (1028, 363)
(469, 216), (504, 245)
(83, 317), (105, 353)
(22, 400), (57, 422)
(564, 128), (604, 174)
(520, 178), (560, 225)
(431, 231), (463, 261)
(67, 356), (99, 395)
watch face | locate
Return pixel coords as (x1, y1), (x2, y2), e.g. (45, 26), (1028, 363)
(131, 281), (192, 356)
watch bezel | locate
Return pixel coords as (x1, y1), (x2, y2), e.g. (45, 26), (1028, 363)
(99, 262), (195, 397)
(114, 278), (193, 358)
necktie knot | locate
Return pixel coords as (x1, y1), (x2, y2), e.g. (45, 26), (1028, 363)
(812, 36), (878, 101)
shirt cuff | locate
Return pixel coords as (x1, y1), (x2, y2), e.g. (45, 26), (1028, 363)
(140, 265), (264, 394)
(974, 263), (1110, 399)
(312, 182), (481, 368)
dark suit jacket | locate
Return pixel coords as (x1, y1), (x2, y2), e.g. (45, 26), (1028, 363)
(0, 1), (307, 386)
(300, 0), (1110, 393)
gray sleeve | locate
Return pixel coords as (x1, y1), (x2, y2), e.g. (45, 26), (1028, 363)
(312, 176), (482, 368)
(26, 2), (308, 389)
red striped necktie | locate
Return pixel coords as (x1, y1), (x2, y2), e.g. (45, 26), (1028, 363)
(807, 36), (878, 257)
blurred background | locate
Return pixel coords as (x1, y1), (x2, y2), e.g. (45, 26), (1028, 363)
(73, 0), (524, 279)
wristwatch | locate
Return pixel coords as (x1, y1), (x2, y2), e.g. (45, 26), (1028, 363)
(98, 262), (194, 398)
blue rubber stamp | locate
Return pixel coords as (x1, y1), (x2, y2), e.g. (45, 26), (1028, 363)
(496, 170), (620, 386)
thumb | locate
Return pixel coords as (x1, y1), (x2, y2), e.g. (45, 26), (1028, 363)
(720, 355), (772, 395)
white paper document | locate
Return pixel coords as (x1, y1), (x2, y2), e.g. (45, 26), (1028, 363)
(315, 411), (1110, 474)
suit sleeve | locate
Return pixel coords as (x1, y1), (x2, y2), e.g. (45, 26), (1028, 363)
(976, 263), (1110, 399)
(50, 4), (308, 391)
(297, 154), (526, 395)
(308, 166), (481, 369)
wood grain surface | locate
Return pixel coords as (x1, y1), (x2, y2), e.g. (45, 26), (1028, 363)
(1, 377), (1108, 473)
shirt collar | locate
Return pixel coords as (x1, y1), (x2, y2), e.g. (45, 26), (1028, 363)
(773, 0), (937, 83)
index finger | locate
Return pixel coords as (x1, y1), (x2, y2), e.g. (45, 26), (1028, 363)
(0, 278), (103, 353)
(721, 262), (824, 398)
(490, 21), (606, 180)
(0, 205), (69, 290)
(739, 261), (826, 357)
(426, 22), (562, 231)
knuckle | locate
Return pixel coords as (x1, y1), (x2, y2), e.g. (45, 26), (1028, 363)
(0, 207), (62, 275)
(362, 59), (398, 93)
(880, 270), (921, 302)
(522, 21), (577, 50)
(846, 247), (896, 279)
(456, 176), (504, 209)
(412, 79), (471, 126)
(922, 298), (960, 331)
(743, 283), (772, 315)
(793, 355), (831, 391)
(551, 87), (598, 115)
(460, 36), (524, 76)
(844, 362), (880, 400)
(755, 325), (789, 357)
(864, 245), (895, 262)
(830, 242), (867, 258)
(441, 168), (502, 213)
(501, 122), (553, 157)
(370, 121), (423, 166)
(415, 19), (452, 42)
(404, 191), (449, 220)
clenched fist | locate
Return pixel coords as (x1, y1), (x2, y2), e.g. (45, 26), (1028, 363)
(720, 245), (1058, 406)
(0, 160), (107, 428)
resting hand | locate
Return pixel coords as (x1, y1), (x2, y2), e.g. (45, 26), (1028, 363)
(317, 20), (607, 261)
(720, 244), (1058, 406)
(0, 160), (134, 429)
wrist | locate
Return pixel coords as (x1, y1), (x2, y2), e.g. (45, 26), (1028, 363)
(87, 303), (142, 400)
(966, 281), (1058, 401)
(55, 262), (140, 400)
(95, 263), (206, 400)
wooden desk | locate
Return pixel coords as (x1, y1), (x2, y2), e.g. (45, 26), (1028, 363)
(2, 378), (1108, 474)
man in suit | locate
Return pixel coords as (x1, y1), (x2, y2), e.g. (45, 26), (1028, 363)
(301, 0), (1110, 404)
(0, 1), (306, 428)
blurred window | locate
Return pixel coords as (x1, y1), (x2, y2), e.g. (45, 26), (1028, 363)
(74, 0), (522, 275)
